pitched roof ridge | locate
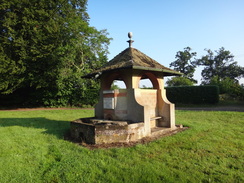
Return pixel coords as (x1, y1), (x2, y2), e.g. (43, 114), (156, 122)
(132, 48), (161, 66)
(104, 47), (131, 65)
(131, 48), (181, 73)
(83, 47), (182, 78)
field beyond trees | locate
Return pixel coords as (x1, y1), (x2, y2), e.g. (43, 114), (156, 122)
(0, 109), (243, 183)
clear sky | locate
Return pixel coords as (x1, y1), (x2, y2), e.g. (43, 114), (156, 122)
(87, 0), (244, 85)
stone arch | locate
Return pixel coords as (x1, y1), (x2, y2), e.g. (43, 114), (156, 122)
(101, 72), (128, 90)
(139, 78), (153, 89)
(139, 72), (160, 89)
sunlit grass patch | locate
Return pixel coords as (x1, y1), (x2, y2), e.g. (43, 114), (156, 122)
(0, 109), (243, 182)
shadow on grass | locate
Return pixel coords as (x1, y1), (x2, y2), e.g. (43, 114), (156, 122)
(0, 117), (70, 139)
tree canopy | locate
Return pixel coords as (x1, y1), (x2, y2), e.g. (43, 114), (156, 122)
(166, 77), (194, 87)
(0, 0), (111, 106)
(167, 47), (197, 86)
(197, 47), (244, 84)
(169, 47), (197, 82)
(167, 47), (244, 99)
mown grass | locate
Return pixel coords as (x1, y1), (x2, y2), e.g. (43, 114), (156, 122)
(0, 109), (243, 183)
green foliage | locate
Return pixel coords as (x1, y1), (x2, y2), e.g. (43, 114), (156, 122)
(0, 0), (111, 106)
(166, 76), (194, 86)
(0, 109), (243, 182)
(168, 47), (244, 99)
(0, 87), (100, 108)
(80, 89), (99, 106)
(166, 85), (219, 104)
(197, 47), (244, 84)
(169, 47), (197, 83)
(209, 76), (244, 100)
(111, 81), (121, 89)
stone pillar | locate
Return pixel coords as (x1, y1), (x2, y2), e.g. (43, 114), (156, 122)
(157, 89), (176, 129)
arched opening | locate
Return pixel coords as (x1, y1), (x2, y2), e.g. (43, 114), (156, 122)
(139, 73), (159, 89)
(139, 78), (153, 89)
(101, 72), (128, 90)
(111, 80), (126, 89)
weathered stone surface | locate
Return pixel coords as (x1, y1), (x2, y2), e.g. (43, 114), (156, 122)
(70, 118), (145, 144)
(70, 121), (95, 144)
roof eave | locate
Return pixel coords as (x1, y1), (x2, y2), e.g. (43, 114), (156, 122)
(82, 65), (133, 78)
(132, 66), (183, 76)
(82, 65), (182, 79)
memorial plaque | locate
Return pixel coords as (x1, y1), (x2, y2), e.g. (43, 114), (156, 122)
(103, 98), (114, 109)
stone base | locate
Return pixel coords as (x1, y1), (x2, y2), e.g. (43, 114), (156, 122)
(70, 118), (178, 145)
(70, 118), (146, 144)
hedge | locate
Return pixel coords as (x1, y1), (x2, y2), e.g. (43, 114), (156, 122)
(166, 85), (219, 104)
(0, 88), (100, 108)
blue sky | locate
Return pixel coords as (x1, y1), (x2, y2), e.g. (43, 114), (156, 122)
(87, 0), (244, 85)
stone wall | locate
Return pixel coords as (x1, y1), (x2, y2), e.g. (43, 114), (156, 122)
(70, 118), (145, 144)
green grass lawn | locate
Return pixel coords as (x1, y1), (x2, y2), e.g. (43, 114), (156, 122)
(0, 109), (243, 183)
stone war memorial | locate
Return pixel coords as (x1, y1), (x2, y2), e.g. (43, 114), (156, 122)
(70, 32), (183, 144)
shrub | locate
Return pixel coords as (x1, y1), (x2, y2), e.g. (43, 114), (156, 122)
(209, 77), (244, 100)
(166, 77), (195, 86)
(80, 89), (99, 106)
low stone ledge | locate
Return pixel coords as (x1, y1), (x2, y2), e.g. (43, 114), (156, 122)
(70, 118), (145, 144)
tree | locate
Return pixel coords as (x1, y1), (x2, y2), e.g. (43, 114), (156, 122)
(0, 0), (111, 106)
(167, 47), (197, 86)
(166, 77), (194, 87)
(197, 47), (244, 84)
(210, 76), (244, 100)
(169, 47), (197, 82)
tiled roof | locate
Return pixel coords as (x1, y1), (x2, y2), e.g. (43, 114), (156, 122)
(84, 47), (182, 78)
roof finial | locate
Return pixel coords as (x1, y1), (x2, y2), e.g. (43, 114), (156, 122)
(127, 32), (134, 48)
